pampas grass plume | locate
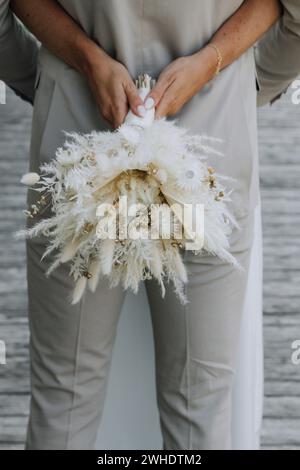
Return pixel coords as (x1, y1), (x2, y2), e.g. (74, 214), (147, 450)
(20, 172), (40, 186)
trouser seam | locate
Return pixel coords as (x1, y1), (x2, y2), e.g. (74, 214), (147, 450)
(65, 291), (86, 449)
(184, 283), (191, 450)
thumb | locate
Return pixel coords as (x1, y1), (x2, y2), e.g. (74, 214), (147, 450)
(143, 77), (170, 110)
(125, 81), (147, 118)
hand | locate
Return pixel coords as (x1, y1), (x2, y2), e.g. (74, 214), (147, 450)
(84, 47), (146, 129)
(143, 46), (218, 119)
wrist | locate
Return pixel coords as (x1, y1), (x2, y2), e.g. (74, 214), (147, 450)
(205, 43), (223, 76)
(193, 46), (217, 82)
(192, 46), (220, 82)
(74, 33), (109, 78)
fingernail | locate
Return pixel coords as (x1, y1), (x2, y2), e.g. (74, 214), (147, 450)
(137, 105), (146, 117)
(144, 97), (155, 110)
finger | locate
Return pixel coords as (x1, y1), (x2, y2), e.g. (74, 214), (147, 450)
(108, 84), (129, 127)
(144, 75), (173, 110)
(125, 81), (146, 117)
(100, 103), (114, 127)
(155, 101), (168, 120)
(113, 112), (128, 129)
(112, 101), (129, 129)
(155, 88), (177, 119)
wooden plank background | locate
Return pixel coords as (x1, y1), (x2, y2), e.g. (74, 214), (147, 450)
(258, 87), (300, 449)
(0, 85), (299, 450)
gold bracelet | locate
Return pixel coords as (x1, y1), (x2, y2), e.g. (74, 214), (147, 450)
(207, 43), (223, 76)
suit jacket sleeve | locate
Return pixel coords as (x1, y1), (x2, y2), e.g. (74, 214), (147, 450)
(0, 0), (39, 104)
(255, 0), (300, 107)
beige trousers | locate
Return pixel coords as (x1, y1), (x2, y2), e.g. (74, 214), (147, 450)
(25, 210), (254, 450)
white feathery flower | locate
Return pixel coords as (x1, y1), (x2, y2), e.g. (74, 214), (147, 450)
(176, 160), (204, 191)
(71, 277), (87, 305)
(20, 172), (40, 186)
(17, 73), (237, 306)
(155, 169), (168, 184)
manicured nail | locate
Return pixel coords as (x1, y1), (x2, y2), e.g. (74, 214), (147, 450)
(144, 97), (155, 110)
(137, 105), (146, 117)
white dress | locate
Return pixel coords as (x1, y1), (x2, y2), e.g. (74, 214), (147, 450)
(95, 204), (264, 449)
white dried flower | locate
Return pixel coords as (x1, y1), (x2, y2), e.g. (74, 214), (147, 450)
(156, 168), (168, 184)
(20, 172), (40, 186)
(17, 75), (238, 306)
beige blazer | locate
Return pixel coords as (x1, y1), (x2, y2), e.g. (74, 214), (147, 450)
(256, 0), (300, 105)
(0, 0), (38, 103)
(1, 1), (299, 216)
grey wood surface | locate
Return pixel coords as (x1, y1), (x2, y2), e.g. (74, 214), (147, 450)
(258, 89), (300, 449)
(0, 85), (300, 450)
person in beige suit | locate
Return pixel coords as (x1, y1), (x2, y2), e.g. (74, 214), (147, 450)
(0, 0), (38, 103)
(1, 0), (299, 451)
(256, 0), (300, 105)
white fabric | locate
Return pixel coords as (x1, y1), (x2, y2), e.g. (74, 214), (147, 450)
(232, 203), (264, 449)
(96, 205), (264, 449)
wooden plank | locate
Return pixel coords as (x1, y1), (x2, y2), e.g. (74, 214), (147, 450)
(0, 356), (30, 394)
(261, 419), (300, 447)
(0, 417), (27, 444)
(0, 394), (30, 417)
(261, 445), (300, 450)
(264, 396), (300, 419)
(0, 444), (25, 450)
(264, 380), (300, 397)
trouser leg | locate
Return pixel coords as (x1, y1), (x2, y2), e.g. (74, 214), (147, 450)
(145, 211), (255, 450)
(25, 237), (126, 450)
